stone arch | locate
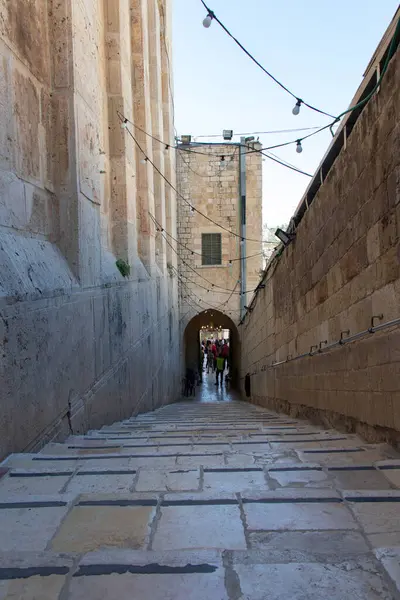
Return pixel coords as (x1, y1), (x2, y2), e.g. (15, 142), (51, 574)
(183, 310), (241, 388)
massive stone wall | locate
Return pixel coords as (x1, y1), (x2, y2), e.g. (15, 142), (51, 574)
(240, 44), (400, 438)
(177, 143), (262, 338)
(0, 0), (179, 459)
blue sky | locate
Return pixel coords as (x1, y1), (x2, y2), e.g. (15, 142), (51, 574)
(172, 0), (399, 226)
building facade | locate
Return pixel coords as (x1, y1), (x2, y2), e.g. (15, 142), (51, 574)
(0, 0), (180, 459)
(177, 141), (263, 366)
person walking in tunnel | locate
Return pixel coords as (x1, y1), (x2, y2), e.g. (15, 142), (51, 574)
(221, 339), (229, 369)
(206, 340), (213, 373)
(215, 349), (225, 387)
(211, 339), (217, 372)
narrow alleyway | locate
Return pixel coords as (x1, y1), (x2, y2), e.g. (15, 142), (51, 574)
(1, 401), (400, 598)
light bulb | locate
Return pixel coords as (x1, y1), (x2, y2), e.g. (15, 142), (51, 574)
(296, 140), (303, 154)
(121, 119), (128, 129)
(240, 239), (244, 246)
(190, 206), (195, 213)
(140, 158), (147, 164)
(203, 13), (213, 28)
(292, 99), (301, 116)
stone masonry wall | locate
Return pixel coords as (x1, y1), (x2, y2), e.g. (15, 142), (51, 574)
(177, 143), (262, 335)
(0, 0), (180, 460)
(240, 44), (400, 437)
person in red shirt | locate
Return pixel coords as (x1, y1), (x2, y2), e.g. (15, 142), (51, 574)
(221, 340), (229, 369)
(211, 341), (217, 372)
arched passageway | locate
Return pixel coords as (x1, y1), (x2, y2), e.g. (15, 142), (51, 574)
(183, 310), (240, 392)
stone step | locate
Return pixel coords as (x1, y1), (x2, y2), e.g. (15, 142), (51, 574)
(1, 401), (400, 598)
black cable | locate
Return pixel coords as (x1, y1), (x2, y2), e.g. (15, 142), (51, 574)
(260, 149), (313, 177)
(194, 126), (323, 138)
(119, 109), (318, 169)
(200, 0), (335, 119)
(149, 211), (263, 263)
(154, 219), (253, 295)
(120, 118), (264, 244)
(177, 269), (241, 313)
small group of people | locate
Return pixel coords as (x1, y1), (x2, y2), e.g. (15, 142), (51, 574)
(201, 338), (230, 387)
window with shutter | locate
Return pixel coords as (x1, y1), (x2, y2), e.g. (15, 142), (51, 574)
(202, 233), (222, 266)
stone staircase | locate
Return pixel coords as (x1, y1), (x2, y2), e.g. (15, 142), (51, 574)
(1, 400), (400, 598)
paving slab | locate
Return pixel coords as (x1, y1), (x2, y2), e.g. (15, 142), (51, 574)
(175, 455), (225, 468)
(153, 504), (246, 550)
(0, 505), (70, 551)
(268, 469), (330, 488)
(0, 473), (71, 497)
(374, 546), (400, 593)
(330, 468), (394, 490)
(203, 470), (268, 493)
(51, 505), (155, 552)
(67, 570), (228, 600)
(246, 531), (370, 561)
(234, 560), (393, 600)
(66, 473), (136, 494)
(0, 575), (66, 600)
(379, 467), (400, 488)
(243, 499), (357, 531)
(345, 493), (400, 534)
(225, 453), (256, 467)
(135, 469), (200, 492)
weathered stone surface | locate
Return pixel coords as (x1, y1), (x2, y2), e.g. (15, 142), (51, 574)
(234, 560), (393, 600)
(135, 469), (200, 492)
(0, 0), (179, 462)
(244, 501), (357, 531)
(51, 505), (155, 552)
(0, 506), (70, 551)
(1, 400), (400, 597)
(153, 504), (246, 550)
(0, 575), (66, 600)
(240, 42), (400, 438)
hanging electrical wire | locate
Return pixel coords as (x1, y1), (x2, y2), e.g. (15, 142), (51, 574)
(259, 149), (312, 177)
(119, 115), (265, 244)
(118, 110), (316, 163)
(152, 216), (256, 295)
(148, 211), (264, 263)
(176, 268), (241, 314)
(194, 126), (324, 138)
(199, 0), (335, 119)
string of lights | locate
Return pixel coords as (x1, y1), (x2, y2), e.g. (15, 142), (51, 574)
(119, 115), (265, 244)
(244, 14), (400, 157)
(118, 109), (315, 164)
(194, 126), (324, 138)
(200, 0), (335, 119)
(120, 10), (400, 164)
(179, 143), (312, 177)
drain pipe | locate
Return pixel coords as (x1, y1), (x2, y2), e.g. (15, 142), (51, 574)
(239, 137), (246, 320)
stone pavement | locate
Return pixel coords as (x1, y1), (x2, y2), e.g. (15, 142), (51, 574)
(1, 401), (400, 599)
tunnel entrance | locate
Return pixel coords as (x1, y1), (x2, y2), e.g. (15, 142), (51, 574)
(183, 310), (240, 390)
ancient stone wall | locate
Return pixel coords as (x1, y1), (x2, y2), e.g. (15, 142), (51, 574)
(240, 44), (400, 438)
(0, 0), (179, 459)
(177, 143), (262, 338)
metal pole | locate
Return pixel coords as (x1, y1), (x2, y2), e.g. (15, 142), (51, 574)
(239, 137), (247, 319)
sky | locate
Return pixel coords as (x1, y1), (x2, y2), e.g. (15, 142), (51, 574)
(172, 0), (399, 227)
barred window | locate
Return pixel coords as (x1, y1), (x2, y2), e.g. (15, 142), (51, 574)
(202, 233), (222, 266)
